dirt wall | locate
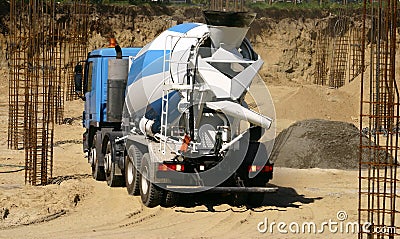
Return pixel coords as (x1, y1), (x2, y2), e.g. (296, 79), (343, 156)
(83, 5), (339, 86)
(0, 4), (345, 85)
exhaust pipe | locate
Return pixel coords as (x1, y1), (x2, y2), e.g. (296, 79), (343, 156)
(106, 44), (128, 122)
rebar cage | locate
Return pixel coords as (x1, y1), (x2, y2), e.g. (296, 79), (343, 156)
(7, 0), (89, 185)
(359, 0), (400, 237)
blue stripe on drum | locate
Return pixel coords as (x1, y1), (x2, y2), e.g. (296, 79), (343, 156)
(127, 50), (170, 86)
(168, 23), (200, 33)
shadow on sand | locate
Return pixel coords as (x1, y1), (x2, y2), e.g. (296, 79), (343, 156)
(172, 185), (322, 213)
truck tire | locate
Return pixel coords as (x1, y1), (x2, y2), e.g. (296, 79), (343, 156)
(105, 140), (125, 187)
(162, 191), (179, 207)
(229, 193), (248, 207)
(248, 193), (265, 207)
(139, 153), (163, 208)
(125, 145), (142, 195)
(91, 135), (105, 181)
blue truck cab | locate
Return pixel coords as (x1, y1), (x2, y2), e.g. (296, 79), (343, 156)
(82, 47), (141, 130)
(74, 47), (142, 186)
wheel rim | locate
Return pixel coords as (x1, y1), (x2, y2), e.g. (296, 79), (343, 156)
(90, 147), (96, 167)
(127, 159), (134, 185)
(141, 166), (149, 195)
(105, 151), (112, 175)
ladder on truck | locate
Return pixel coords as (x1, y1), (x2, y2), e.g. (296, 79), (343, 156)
(160, 34), (199, 155)
(160, 41), (169, 154)
(160, 35), (185, 155)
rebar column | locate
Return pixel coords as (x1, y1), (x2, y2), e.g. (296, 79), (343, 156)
(359, 0), (400, 237)
(329, 14), (350, 88)
(54, 22), (66, 124)
(314, 28), (329, 86)
(8, 0), (29, 150)
(349, 26), (363, 82)
(25, 0), (57, 185)
(65, 0), (89, 101)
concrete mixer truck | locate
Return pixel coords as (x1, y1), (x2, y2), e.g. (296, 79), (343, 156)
(75, 11), (277, 207)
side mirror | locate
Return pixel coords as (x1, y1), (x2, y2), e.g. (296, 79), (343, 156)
(74, 64), (85, 100)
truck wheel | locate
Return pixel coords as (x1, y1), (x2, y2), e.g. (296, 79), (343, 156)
(162, 191), (179, 207)
(91, 135), (105, 181)
(139, 153), (163, 208)
(230, 193), (248, 207)
(105, 140), (124, 187)
(248, 193), (265, 207)
(125, 145), (142, 195)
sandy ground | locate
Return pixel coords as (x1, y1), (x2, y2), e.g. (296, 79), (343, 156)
(0, 69), (366, 238)
(1, 168), (360, 239)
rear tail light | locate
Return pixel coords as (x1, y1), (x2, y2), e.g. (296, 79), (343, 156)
(158, 163), (185, 172)
(248, 165), (273, 173)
